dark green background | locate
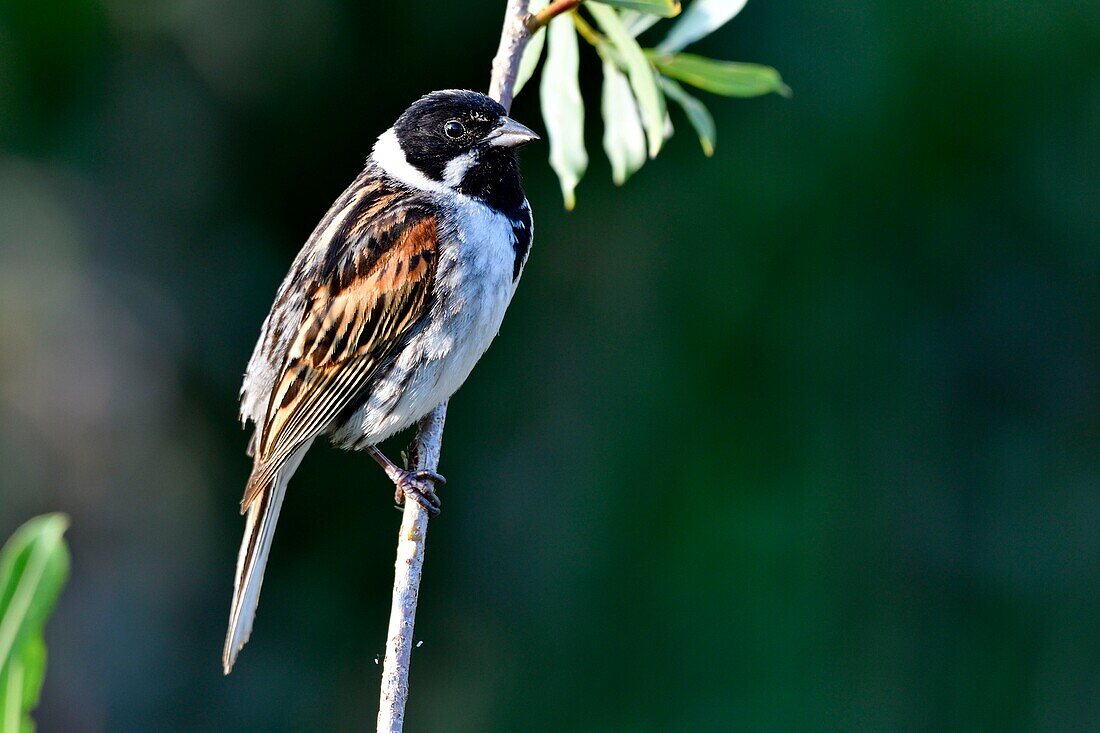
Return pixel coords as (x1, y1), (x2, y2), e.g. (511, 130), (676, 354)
(1, 0), (1097, 730)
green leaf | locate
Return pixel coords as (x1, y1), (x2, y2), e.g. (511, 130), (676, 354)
(589, 4), (667, 158)
(590, 0), (681, 18)
(658, 0), (748, 53)
(540, 15), (588, 209)
(514, 0), (549, 96)
(659, 77), (716, 156)
(651, 52), (790, 97)
(601, 58), (648, 184)
(0, 514), (70, 733)
(0, 514), (69, 668)
(618, 9), (663, 37)
(1, 637), (44, 733)
(1, 656), (24, 733)
(17, 637), (44, 723)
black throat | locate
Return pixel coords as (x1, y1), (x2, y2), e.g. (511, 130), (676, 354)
(458, 150), (530, 281)
(456, 148), (526, 217)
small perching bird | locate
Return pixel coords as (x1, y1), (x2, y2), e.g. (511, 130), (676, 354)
(223, 90), (538, 674)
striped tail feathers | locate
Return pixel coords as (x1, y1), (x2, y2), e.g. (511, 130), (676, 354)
(222, 439), (312, 674)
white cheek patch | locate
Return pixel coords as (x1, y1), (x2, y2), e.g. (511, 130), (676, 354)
(442, 150), (478, 189)
(371, 128), (451, 195)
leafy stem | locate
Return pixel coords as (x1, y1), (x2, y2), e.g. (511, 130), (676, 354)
(527, 0), (585, 33)
(571, 11), (607, 49)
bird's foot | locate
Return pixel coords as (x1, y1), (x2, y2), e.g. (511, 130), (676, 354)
(367, 445), (446, 516)
(391, 469), (446, 517)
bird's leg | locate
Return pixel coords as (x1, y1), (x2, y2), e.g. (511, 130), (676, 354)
(366, 445), (446, 517)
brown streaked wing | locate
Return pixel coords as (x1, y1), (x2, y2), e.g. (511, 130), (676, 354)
(239, 172), (385, 429)
(241, 212), (439, 509)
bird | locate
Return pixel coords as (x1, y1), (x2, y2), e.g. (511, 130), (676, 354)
(223, 89), (538, 674)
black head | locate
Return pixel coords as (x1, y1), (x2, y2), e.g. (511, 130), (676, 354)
(387, 90), (538, 212)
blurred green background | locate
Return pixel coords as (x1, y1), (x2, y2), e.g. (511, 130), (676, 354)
(0, 0), (1097, 730)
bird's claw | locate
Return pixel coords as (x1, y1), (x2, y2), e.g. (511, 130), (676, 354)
(392, 469), (445, 517)
(412, 470), (446, 485)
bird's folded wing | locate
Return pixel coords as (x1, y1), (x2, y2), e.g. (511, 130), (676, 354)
(242, 205), (440, 509)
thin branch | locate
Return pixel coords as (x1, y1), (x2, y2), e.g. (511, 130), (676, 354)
(527, 0), (583, 33)
(489, 0), (586, 111)
(488, 0), (533, 113)
(376, 402), (447, 733)
(376, 1), (536, 730)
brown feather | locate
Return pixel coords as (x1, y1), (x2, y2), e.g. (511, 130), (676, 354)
(241, 208), (439, 510)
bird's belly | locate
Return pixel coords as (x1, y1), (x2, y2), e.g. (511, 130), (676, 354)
(334, 201), (522, 447)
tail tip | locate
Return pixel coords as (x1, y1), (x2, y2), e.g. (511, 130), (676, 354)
(222, 642), (240, 675)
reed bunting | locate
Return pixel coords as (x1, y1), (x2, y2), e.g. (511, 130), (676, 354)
(223, 90), (538, 673)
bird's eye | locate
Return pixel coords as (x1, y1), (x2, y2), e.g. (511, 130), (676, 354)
(443, 120), (466, 139)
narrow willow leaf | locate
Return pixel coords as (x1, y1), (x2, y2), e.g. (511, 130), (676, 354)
(591, 0), (681, 18)
(619, 9), (662, 37)
(514, 0), (549, 96)
(540, 16), (587, 209)
(651, 52), (790, 97)
(601, 58), (647, 185)
(589, 4), (667, 158)
(660, 77), (716, 155)
(657, 0), (748, 53)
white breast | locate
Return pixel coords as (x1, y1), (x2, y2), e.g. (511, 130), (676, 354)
(333, 194), (527, 447)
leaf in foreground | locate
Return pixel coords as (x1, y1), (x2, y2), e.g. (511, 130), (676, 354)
(660, 77), (716, 156)
(589, 3), (667, 158)
(540, 15), (588, 209)
(651, 52), (790, 97)
(0, 514), (70, 733)
(2, 635), (45, 733)
(657, 0), (749, 53)
(601, 58), (648, 184)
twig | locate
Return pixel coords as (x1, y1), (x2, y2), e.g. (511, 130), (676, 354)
(488, 0), (585, 111)
(527, 0), (583, 33)
(377, 0), (574, 726)
(376, 402), (447, 733)
(488, 0), (534, 113)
